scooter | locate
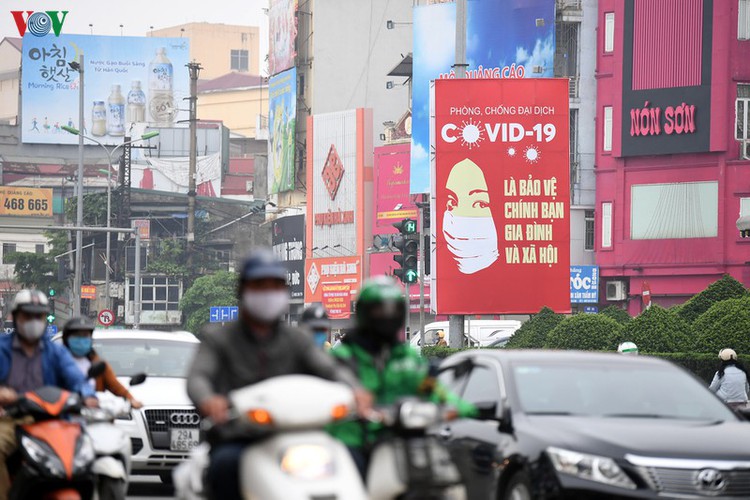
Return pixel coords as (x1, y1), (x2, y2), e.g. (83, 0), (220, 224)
(366, 399), (466, 500)
(5, 386), (96, 500)
(173, 374), (367, 500)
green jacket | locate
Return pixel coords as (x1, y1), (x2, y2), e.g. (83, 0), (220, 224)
(328, 339), (476, 449)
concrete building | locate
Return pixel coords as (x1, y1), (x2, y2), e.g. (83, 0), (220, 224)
(0, 38), (21, 125)
(198, 73), (268, 139)
(595, 0), (750, 314)
(150, 23), (261, 79)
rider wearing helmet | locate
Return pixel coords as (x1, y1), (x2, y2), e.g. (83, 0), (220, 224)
(0, 290), (97, 500)
(328, 276), (476, 476)
(709, 348), (749, 409)
(300, 304), (332, 350)
(187, 249), (369, 500)
(618, 342), (639, 355)
(62, 317), (143, 409)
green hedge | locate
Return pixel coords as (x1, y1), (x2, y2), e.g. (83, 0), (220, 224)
(622, 305), (695, 353)
(504, 307), (563, 349)
(677, 275), (748, 324)
(600, 305), (632, 325)
(693, 296), (750, 354)
(544, 314), (623, 351)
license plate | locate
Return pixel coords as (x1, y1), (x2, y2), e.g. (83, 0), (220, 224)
(170, 428), (199, 452)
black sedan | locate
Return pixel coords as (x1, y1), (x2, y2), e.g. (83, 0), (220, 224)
(437, 350), (750, 500)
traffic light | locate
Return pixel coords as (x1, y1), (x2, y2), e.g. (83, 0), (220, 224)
(393, 218), (419, 284)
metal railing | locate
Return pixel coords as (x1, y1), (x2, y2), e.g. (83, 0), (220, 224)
(557, 0), (582, 10)
(568, 76), (580, 98)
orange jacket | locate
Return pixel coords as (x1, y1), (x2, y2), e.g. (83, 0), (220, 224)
(90, 352), (135, 402)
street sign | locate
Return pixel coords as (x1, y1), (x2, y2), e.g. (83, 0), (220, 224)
(45, 325), (57, 337)
(583, 306), (599, 314)
(98, 309), (115, 326)
(209, 306), (239, 323)
(81, 285), (97, 300)
(570, 266), (599, 304)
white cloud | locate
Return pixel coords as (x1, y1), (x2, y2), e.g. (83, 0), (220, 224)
(415, 5), (456, 72)
(412, 142), (429, 161)
(516, 33), (555, 75)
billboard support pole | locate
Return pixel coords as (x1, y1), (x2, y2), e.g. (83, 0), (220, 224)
(448, 0), (468, 349)
(405, 282), (411, 341)
(418, 201), (426, 343)
(74, 53), (85, 317)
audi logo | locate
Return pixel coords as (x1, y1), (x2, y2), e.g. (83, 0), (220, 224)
(170, 413), (201, 425)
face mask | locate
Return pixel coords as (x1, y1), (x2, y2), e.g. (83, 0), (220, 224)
(18, 319), (46, 342)
(68, 337), (93, 358)
(313, 330), (328, 348)
(242, 290), (289, 323)
(442, 210), (499, 274)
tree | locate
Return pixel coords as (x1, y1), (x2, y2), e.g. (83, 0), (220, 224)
(7, 252), (60, 291)
(505, 307), (564, 349)
(693, 296), (750, 354)
(180, 271), (238, 334)
(678, 275), (748, 324)
(600, 305), (631, 325)
(544, 314), (623, 351)
(621, 305), (694, 353)
(65, 192), (111, 227)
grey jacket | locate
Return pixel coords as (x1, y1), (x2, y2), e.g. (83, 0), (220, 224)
(709, 365), (749, 404)
(187, 320), (359, 409)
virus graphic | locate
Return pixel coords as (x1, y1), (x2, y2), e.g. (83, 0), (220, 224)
(524, 145), (541, 164)
(458, 118), (484, 149)
(507, 147), (517, 157)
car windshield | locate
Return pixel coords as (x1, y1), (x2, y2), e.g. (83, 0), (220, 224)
(512, 362), (736, 421)
(93, 338), (197, 378)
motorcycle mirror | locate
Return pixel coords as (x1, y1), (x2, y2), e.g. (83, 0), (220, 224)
(87, 362), (107, 379)
(129, 373), (148, 386)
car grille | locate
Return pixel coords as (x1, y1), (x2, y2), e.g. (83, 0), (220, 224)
(143, 409), (200, 450)
(640, 467), (750, 497)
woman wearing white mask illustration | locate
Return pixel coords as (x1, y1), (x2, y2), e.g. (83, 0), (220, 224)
(442, 158), (499, 274)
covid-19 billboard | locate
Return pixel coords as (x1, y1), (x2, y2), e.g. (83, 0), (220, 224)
(268, 67), (297, 194)
(431, 79), (570, 314)
(411, 0), (556, 193)
(21, 34), (190, 145)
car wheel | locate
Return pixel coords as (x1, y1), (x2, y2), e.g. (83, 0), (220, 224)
(504, 471), (532, 500)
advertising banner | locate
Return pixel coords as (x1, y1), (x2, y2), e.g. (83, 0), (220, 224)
(131, 153), (221, 197)
(0, 187), (52, 217)
(431, 79), (570, 314)
(131, 219), (151, 240)
(411, 0), (556, 193)
(374, 144), (418, 232)
(305, 256), (361, 319)
(272, 214), (305, 300)
(269, 0), (298, 75)
(570, 265), (599, 304)
(268, 68), (297, 194)
(21, 34), (190, 145)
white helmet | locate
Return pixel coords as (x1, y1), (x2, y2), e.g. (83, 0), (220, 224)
(11, 289), (50, 315)
(618, 342), (639, 355)
(719, 348), (738, 361)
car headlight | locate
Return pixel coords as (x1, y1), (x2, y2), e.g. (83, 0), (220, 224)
(280, 445), (334, 480)
(20, 435), (66, 478)
(547, 447), (636, 490)
(73, 434), (95, 474)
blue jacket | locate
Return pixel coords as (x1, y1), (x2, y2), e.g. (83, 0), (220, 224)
(0, 334), (96, 398)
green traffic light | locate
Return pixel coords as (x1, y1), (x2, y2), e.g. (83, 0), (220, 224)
(404, 219), (417, 234)
(46, 314), (55, 324)
(405, 269), (418, 283)
(49, 289), (56, 297)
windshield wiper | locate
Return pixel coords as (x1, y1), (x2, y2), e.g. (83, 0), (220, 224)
(602, 413), (678, 419)
(526, 411), (580, 416)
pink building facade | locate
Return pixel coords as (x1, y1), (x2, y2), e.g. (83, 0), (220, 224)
(595, 0), (750, 315)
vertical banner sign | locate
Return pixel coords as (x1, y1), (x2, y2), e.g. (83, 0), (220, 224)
(268, 67), (297, 194)
(272, 214), (305, 300)
(268, 0), (298, 75)
(373, 144), (418, 231)
(431, 79), (570, 314)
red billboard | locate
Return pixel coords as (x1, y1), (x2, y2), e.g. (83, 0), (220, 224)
(431, 79), (570, 314)
(373, 144), (418, 232)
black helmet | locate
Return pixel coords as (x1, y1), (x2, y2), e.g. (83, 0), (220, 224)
(239, 249), (288, 285)
(355, 276), (406, 343)
(63, 317), (95, 339)
(300, 304), (330, 330)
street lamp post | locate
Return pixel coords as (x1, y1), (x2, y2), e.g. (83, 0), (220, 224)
(61, 126), (158, 311)
(68, 56), (84, 316)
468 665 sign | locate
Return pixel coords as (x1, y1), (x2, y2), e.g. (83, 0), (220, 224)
(0, 187), (53, 217)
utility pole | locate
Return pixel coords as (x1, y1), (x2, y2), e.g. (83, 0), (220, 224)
(186, 62), (202, 266)
(74, 53), (85, 317)
(448, 0), (468, 349)
(417, 195), (428, 343)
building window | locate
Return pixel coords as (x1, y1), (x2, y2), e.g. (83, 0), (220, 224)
(631, 182), (719, 240)
(2, 243), (16, 263)
(741, 197), (750, 217)
(585, 210), (595, 251)
(230, 49), (249, 72)
(604, 12), (615, 52)
(35, 244), (44, 254)
(736, 84), (750, 158)
(129, 277), (181, 311)
(740, 0), (750, 40)
(602, 203), (613, 249)
(603, 106), (613, 152)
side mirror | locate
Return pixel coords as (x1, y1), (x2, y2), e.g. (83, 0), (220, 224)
(129, 373), (148, 386)
(498, 403), (514, 434)
(474, 401), (498, 420)
(87, 362), (107, 379)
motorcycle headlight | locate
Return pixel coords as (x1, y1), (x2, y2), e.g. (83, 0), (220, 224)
(73, 434), (95, 474)
(20, 435), (66, 478)
(398, 401), (440, 429)
(280, 445), (334, 480)
(547, 447), (636, 490)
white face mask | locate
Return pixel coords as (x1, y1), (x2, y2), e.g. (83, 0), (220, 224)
(18, 319), (46, 342)
(442, 210), (499, 274)
(242, 290), (290, 323)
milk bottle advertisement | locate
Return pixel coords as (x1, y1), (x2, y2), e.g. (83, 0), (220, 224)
(21, 34), (190, 145)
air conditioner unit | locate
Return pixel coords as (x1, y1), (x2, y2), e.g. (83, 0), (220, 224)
(606, 281), (627, 301)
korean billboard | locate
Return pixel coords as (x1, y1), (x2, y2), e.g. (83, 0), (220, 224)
(272, 214), (305, 300)
(268, 68), (297, 194)
(411, 0), (556, 193)
(373, 144), (418, 232)
(304, 256), (362, 320)
(431, 79), (570, 314)
(21, 34), (189, 145)
(269, 0), (298, 76)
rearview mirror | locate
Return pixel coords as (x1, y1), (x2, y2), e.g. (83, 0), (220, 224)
(474, 401), (498, 420)
(87, 362), (106, 379)
(129, 373), (148, 386)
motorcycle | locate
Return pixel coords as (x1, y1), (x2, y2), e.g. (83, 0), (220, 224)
(174, 374), (367, 500)
(366, 399), (466, 500)
(81, 369), (147, 500)
(5, 386), (96, 500)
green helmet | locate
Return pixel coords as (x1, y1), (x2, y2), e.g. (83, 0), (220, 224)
(356, 276), (406, 343)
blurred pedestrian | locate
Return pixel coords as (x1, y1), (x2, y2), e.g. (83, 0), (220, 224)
(436, 330), (448, 347)
(709, 348), (749, 410)
(300, 304), (332, 350)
